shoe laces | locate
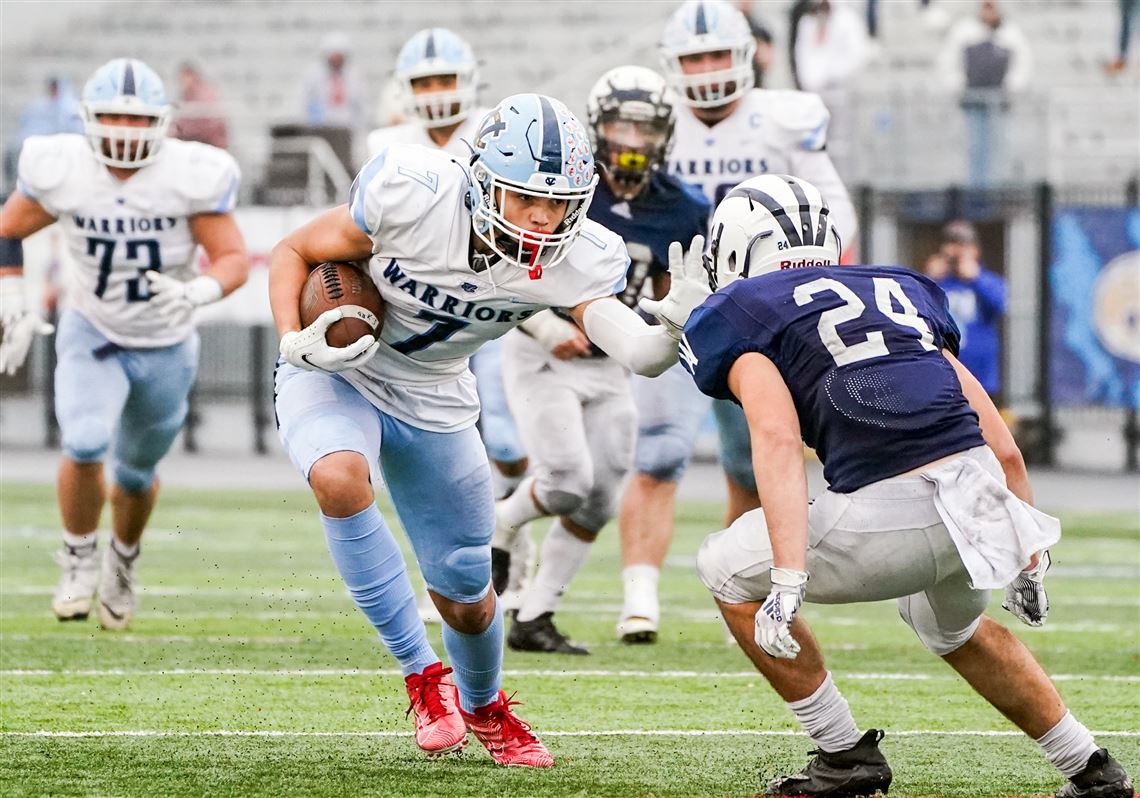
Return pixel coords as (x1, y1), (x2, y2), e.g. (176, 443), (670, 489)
(405, 666), (453, 723)
(481, 692), (539, 747)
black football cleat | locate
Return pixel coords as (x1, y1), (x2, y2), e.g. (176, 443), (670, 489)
(1056, 748), (1134, 798)
(491, 546), (510, 596)
(507, 612), (589, 655)
(765, 729), (893, 797)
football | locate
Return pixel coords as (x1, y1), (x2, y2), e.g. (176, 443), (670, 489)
(299, 261), (385, 349)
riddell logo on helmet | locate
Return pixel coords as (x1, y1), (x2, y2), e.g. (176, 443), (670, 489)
(780, 257), (833, 270)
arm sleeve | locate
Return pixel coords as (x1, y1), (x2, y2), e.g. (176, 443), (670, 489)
(682, 291), (778, 400)
(348, 148), (393, 237)
(581, 297), (678, 377)
(16, 136), (71, 216)
(1005, 28), (1034, 92)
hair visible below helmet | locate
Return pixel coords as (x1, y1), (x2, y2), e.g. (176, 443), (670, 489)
(705, 174), (842, 291)
(81, 58), (171, 168)
(587, 65), (677, 200)
(468, 94), (598, 271)
(395, 28), (479, 128)
(660, 0), (756, 109)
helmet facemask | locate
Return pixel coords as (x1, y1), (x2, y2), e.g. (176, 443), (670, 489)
(402, 68), (478, 128)
(82, 107), (171, 168)
(595, 115), (672, 200)
(660, 42), (755, 109)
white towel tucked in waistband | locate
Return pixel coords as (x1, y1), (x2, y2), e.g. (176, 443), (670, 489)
(922, 455), (1061, 590)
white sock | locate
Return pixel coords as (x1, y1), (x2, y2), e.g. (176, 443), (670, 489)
(515, 518), (592, 623)
(787, 672), (862, 753)
(1036, 712), (1100, 777)
(620, 564), (660, 623)
(491, 467), (525, 501)
(62, 531), (96, 549)
(110, 537), (139, 558)
(495, 476), (543, 535)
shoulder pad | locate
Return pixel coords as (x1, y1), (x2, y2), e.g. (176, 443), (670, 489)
(169, 141), (241, 213)
(17, 134), (85, 199)
(760, 90), (831, 152)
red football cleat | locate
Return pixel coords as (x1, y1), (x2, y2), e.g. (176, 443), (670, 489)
(460, 690), (554, 768)
(404, 662), (466, 757)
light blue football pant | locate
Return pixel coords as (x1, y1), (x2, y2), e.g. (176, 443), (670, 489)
(631, 361), (757, 492)
(53, 308), (198, 493)
(274, 364), (503, 705)
(470, 337), (527, 464)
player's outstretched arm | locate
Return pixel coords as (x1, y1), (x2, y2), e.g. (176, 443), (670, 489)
(728, 352), (811, 658)
(570, 296), (678, 377)
(0, 192), (58, 375)
(943, 349), (1032, 504)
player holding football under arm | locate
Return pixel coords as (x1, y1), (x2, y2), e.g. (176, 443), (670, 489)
(367, 28), (535, 620)
(649, 173), (1131, 798)
(0, 59), (249, 630)
(268, 94), (682, 767)
(615, 0), (859, 644)
(492, 66), (710, 655)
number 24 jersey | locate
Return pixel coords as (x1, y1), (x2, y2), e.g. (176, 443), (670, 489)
(681, 266), (985, 493)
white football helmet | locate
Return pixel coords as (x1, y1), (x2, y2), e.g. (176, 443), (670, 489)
(705, 174), (842, 291)
(587, 65), (676, 200)
(394, 28), (479, 128)
(81, 58), (171, 168)
(659, 0), (756, 109)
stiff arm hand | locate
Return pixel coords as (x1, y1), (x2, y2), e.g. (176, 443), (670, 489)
(638, 234), (710, 340)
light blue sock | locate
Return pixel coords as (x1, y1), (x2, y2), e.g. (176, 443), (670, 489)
(442, 602), (503, 712)
(321, 505), (438, 677)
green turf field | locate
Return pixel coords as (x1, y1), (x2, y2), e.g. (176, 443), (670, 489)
(1, 483), (1136, 797)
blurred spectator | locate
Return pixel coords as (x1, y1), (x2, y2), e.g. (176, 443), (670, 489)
(936, 1), (1032, 187)
(303, 31), (365, 129)
(4, 75), (83, 187)
(927, 220), (1008, 398)
(1105, 0), (1138, 76)
(171, 62), (229, 149)
(735, 1), (777, 87)
(789, 0), (868, 179)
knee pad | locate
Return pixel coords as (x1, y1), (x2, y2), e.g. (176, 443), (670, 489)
(113, 461), (156, 494)
(533, 465), (590, 517)
(635, 424), (694, 482)
(897, 590), (987, 656)
(62, 418), (113, 463)
(431, 542), (491, 603)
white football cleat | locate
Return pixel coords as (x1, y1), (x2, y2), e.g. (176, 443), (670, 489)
(616, 615), (658, 645)
(52, 540), (99, 621)
(98, 542), (139, 630)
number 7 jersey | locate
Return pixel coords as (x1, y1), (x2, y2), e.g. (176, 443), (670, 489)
(17, 134), (240, 348)
(681, 265), (985, 492)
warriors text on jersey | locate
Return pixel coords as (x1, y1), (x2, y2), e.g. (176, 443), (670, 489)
(17, 134), (240, 348)
(346, 144), (628, 431)
(365, 107), (489, 161)
(681, 265), (985, 492)
(668, 89), (856, 245)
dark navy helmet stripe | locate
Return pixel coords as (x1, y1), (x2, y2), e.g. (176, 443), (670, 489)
(536, 95), (563, 174)
(784, 179), (819, 248)
(122, 60), (137, 96)
(726, 186), (803, 247)
(694, 2), (709, 35)
(424, 30), (437, 60)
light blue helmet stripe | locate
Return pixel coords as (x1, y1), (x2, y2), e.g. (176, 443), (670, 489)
(122, 60), (136, 96)
(536, 95), (563, 174)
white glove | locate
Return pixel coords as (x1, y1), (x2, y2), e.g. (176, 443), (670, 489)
(755, 567), (809, 659)
(145, 271), (223, 320)
(1002, 550), (1051, 627)
(0, 274), (28, 329)
(637, 234), (710, 340)
(279, 308), (379, 373)
(0, 311), (54, 376)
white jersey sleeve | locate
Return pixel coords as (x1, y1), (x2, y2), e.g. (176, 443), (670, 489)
(17, 134), (83, 216)
(173, 142), (241, 216)
(556, 222), (630, 308)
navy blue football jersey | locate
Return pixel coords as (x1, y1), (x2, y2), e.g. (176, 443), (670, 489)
(681, 265), (985, 493)
(563, 171), (710, 356)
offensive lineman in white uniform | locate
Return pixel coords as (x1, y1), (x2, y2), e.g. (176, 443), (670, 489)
(615, 0), (860, 644)
(368, 28), (536, 620)
(269, 93), (683, 767)
(0, 58), (249, 629)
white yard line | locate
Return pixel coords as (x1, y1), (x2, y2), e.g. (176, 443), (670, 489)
(2, 668), (1136, 682)
(3, 729), (1137, 738)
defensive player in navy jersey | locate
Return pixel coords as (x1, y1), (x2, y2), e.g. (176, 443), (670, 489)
(642, 173), (1132, 797)
(492, 66), (710, 653)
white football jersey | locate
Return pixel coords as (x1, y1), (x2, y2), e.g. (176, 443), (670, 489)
(17, 134), (240, 348)
(365, 107), (488, 162)
(669, 89), (857, 247)
(345, 144), (628, 432)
